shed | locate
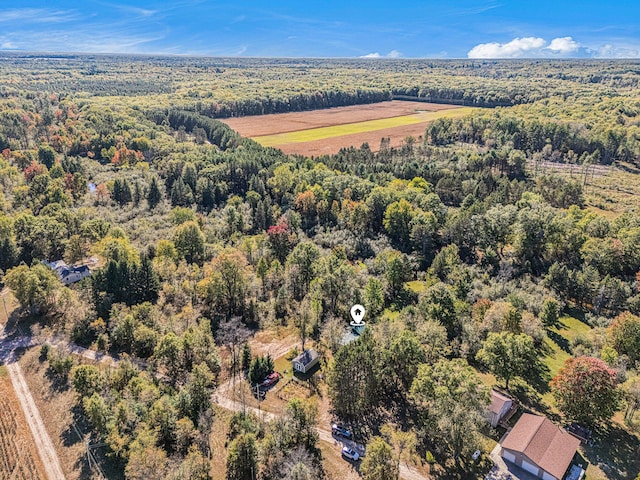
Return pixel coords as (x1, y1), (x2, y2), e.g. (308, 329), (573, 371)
(488, 389), (516, 427)
(292, 349), (320, 374)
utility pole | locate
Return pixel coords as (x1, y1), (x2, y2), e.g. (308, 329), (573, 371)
(255, 383), (262, 423)
(2, 297), (8, 325)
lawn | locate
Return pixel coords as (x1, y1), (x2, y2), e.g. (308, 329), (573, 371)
(544, 315), (592, 379)
(253, 107), (477, 146)
(0, 289), (17, 325)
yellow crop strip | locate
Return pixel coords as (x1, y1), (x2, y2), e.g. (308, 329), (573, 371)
(252, 107), (477, 146)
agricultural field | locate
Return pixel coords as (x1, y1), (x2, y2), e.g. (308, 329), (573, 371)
(0, 366), (46, 480)
(222, 101), (476, 155)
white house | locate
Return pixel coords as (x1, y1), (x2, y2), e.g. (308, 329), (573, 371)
(45, 260), (91, 285)
(292, 349), (320, 374)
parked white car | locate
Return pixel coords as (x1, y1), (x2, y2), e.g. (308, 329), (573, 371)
(341, 447), (360, 461)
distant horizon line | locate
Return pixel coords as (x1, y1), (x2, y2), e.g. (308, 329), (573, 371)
(1, 49), (639, 61)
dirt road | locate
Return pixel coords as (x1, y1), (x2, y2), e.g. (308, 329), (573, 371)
(0, 325), (66, 480)
(212, 381), (430, 480)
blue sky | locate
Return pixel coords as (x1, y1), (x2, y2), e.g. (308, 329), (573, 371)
(1, 1), (639, 58)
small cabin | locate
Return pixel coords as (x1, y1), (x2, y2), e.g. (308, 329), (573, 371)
(292, 349), (320, 374)
(488, 389), (516, 427)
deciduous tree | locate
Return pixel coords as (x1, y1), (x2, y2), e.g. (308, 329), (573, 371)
(550, 356), (620, 425)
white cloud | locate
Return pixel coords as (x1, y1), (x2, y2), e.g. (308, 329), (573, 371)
(468, 36), (546, 58)
(595, 44), (640, 58)
(468, 35), (640, 59)
(0, 8), (80, 24)
(360, 50), (402, 59)
(547, 36), (580, 54)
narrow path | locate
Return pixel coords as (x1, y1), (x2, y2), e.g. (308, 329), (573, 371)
(0, 326), (65, 480)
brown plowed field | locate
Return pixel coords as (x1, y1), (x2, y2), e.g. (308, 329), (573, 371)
(221, 100), (467, 156)
(221, 101), (458, 136)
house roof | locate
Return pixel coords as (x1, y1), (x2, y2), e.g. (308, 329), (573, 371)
(293, 349), (319, 366)
(60, 265), (90, 277)
(490, 389), (513, 415)
(502, 413), (580, 479)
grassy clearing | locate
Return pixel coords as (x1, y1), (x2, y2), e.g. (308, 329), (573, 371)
(253, 107), (477, 146)
(529, 162), (640, 215)
(0, 289), (17, 325)
(544, 315), (592, 379)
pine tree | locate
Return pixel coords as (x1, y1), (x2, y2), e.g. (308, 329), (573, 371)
(147, 177), (162, 210)
(171, 178), (194, 207)
(133, 181), (142, 206)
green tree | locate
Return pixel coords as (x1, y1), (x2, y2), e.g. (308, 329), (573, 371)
(257, 257), (268, 295)
(186, 362), (214, 421)
(384, 251), (412, 299)
(125, 425), (168, 480)
(283, 398), (319, 451)
(83, 393), (109, 436)
(328, 330), (381, 422)
(361, 436), (398, 480)
(197, 249), (249, 319)
(384, 199), (415, 251)
(411, 359), (490, 459)
(173, 221), (205, 264)
(38, 144), (56, 169)
(5, 263), (59, 315)
(476, 332), (537, 390)
(72, 364), (103, 397)
(147, 177), (163, 210)
(540, 297), (561, 327)
(226, 433), (258, 480)
(286, 241), (320, 300)
(171, 445), (212, 480)
(608, 311), (640, 366)
(241, 342), (252, 371)
(418, 283), (457, 339)
(248, 355), (274, 385)
(149, 395), (178, 449)
(364, 277), (385, 316)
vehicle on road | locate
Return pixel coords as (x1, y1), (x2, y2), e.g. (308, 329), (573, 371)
(332, 423), (353, 439)
(341, 447), (360, 461)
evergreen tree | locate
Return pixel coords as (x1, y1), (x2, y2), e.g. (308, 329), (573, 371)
(148, 177), (163, 210)
(171, 178), (194, 207)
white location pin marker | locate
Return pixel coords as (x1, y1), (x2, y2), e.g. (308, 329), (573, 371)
(350, 304), (366, 325)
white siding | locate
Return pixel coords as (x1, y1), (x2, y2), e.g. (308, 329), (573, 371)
(502, 450), (516, 463)
(521, 458), (539, 476)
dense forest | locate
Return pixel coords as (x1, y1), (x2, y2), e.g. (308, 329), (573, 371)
(1, 55), (640, 480)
